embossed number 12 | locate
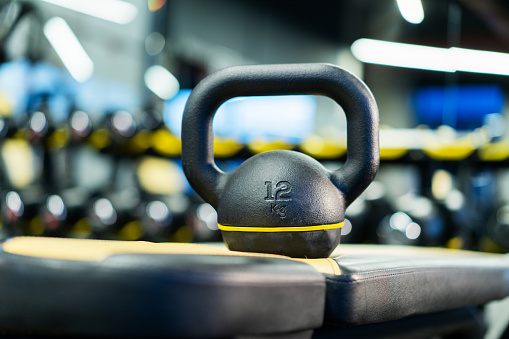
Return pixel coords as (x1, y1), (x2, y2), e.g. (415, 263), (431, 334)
(264, 181), (292, 201)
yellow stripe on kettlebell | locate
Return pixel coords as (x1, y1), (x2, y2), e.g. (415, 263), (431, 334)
(218, 222), (344, 233)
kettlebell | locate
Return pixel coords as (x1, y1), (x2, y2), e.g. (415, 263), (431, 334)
(181, 63), (379, 258)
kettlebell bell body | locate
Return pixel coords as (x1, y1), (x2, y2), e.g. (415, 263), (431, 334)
(182, 64), (379, 258)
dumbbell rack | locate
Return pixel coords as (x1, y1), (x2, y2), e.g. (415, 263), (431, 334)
(0, 109), (507, 253)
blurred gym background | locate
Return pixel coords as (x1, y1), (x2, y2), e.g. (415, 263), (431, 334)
(1, 0), (509, 253)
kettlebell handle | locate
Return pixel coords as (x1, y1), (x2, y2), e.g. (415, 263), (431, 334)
(181, 63), (379, 208)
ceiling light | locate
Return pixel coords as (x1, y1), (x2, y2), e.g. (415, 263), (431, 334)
(351, 39), (452, 72)
(396, 0), (424, 24)
(41, 0), (138, 25)
(351, 38), (509, 76)
(144, 65), (180, 100)
(451, 47), (509, 75)
(43, 17), (94, 83)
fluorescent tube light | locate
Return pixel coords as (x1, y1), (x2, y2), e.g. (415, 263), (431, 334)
(351, 38), (509, 76)
(41, 0), (138, 25)
(44, 17), (94, 83)
(451, 47), (509, 75)
(351, 39), (453, 72)
(396, 0), (424, 24)
(144, 65), (180, 100)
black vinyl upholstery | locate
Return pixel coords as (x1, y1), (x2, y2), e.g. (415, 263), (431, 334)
(326, 246), (509, 326)
(1, 237), (509, 338)
(0, 239), (325, 338)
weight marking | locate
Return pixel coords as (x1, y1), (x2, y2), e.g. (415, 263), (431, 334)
(265, 181), (292, 218)
(275, 181), (292, 201)
(264, 181), (274, 200)
(271, 203), (287, 218)
(264, 181), (292, 201)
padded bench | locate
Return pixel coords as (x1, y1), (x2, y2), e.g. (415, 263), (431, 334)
(1, 237), (509, 338)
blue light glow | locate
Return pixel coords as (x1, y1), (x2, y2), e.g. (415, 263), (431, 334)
(164, 90), (316, 143)
(413, 85), (505, 129)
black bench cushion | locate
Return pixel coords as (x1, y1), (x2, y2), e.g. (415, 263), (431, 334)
(3, 237), (509, 336)
(0, 237), (326, 338)
(326, 245), (509, 326)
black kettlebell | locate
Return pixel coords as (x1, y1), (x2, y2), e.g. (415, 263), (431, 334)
(181, 63), (379, 258)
